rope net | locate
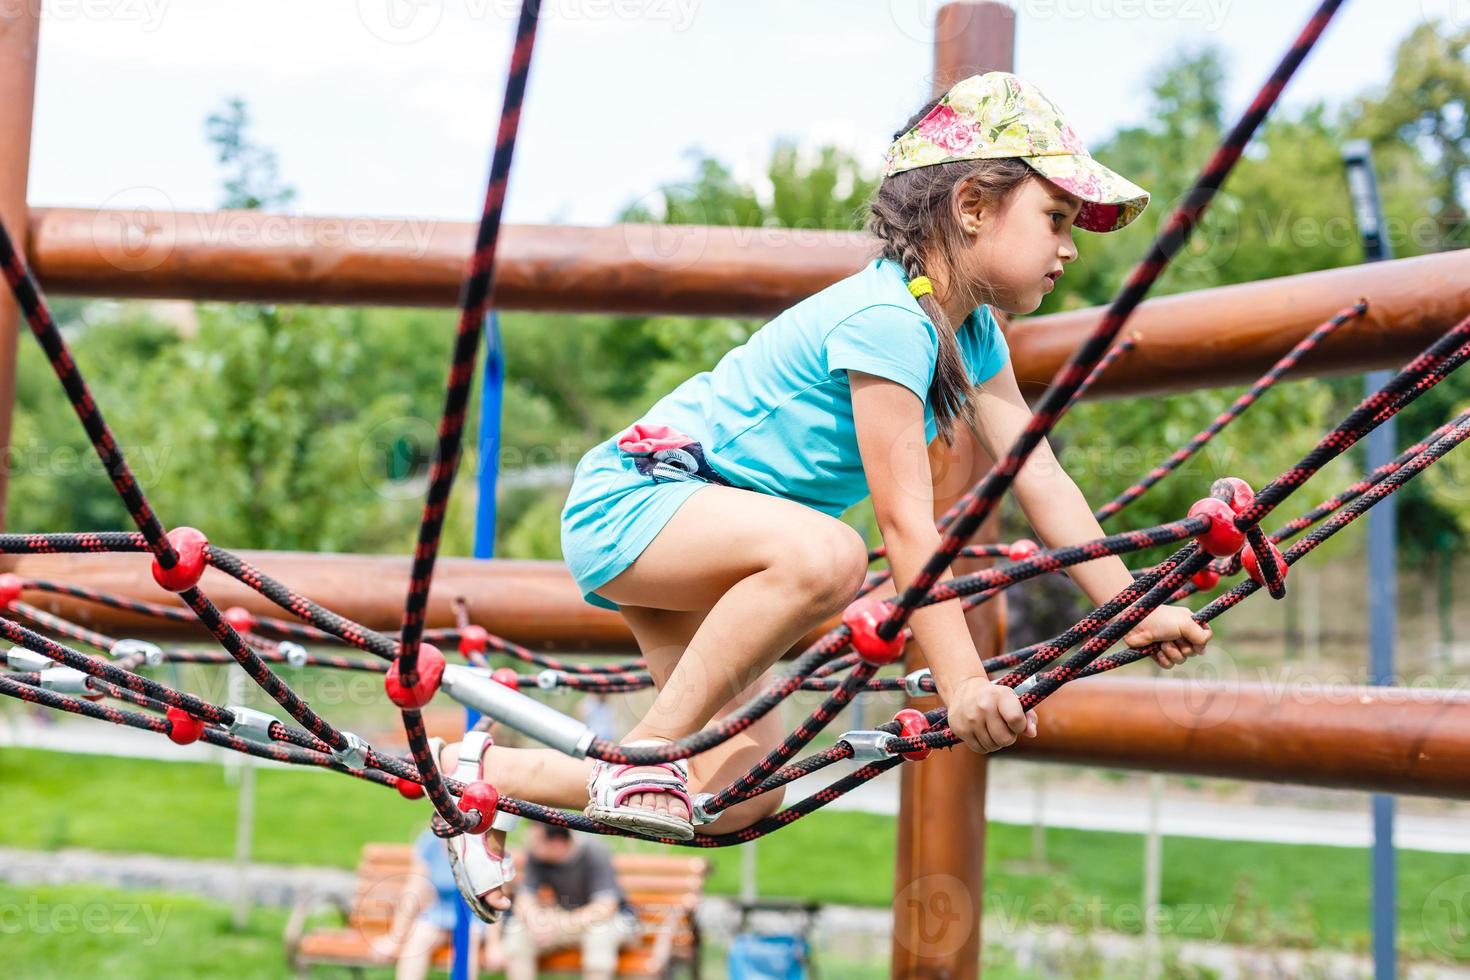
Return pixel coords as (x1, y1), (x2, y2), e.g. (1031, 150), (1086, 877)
(0, 0), (1454, 847)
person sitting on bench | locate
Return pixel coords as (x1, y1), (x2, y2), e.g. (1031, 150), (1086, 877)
(498, 822), (638, 980)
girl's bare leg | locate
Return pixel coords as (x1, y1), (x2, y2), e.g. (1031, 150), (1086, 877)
(438, 482), (867, 899)
(596, 485), (869, 817)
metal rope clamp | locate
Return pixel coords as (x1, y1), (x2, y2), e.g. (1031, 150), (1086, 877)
(689, 792), (718, 827)
(332, 731), (370, 770)
(111, 639), (164, 667)
(6, 647), (53, 672)
(535, 669), (561, 692)
(277, 642), (308, 668)
(226, 705), (278, 744)
(38, 665), (97, 696)
(902, 668), (932, 698)
(841, 730), (896, 762)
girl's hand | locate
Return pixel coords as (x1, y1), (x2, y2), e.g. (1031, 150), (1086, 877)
(1124, 605), (1212, 668)
(945, 675), (1039, 753)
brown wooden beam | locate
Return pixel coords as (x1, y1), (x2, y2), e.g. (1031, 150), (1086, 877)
(0, 8), (41, 530)
(1008, 248), (1470, 400)
(1010, 675), (1470, 799)
(25, 207), (874, 318)
(27, 206), (1470, 400)
(0, 550), (838, 655)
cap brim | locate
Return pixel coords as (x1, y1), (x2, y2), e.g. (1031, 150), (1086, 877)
(1022, 154), (1149, 233)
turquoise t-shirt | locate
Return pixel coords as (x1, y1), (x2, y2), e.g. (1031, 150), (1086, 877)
(633, 256), (1010, 517)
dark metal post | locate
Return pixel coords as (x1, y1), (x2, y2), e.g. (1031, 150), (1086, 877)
(1344, 138), (1396, 980)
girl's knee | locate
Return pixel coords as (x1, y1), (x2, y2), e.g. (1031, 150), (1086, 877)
(778, 522), (869, 614)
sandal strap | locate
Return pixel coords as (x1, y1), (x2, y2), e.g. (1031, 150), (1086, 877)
(454, 832), (517, 891)
(589, 745), (692, 814)
(452, 730), (519, 833)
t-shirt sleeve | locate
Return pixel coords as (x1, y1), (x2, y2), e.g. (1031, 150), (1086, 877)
(520, 856), (543, 895)
(823, 304), (937, 402)
(582, 842), (621, 902)
(965, 305), (1010, 385)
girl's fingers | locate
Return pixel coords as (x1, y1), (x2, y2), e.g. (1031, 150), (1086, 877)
(1183, 619), (1212, 647)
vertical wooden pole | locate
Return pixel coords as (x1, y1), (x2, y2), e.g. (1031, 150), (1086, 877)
(891, 6), (1014, 978)
(0, 5), (41, 531)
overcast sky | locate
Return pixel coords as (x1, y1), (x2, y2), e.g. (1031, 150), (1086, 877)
(26, 0), (1463, 226)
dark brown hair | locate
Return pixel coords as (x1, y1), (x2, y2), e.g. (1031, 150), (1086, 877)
(866, 96), (1035, 445)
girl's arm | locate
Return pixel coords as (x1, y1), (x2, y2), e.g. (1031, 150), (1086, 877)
(850, 371), (1036, 753)
(967, 362), (1211, 666)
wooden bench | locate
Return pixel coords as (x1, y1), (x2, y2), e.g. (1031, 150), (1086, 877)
(285, 843), (709, 978)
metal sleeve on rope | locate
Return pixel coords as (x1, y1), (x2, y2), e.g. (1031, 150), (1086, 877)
(441, 664), (593, 758)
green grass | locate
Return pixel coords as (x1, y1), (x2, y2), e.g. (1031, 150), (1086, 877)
(3, 748), (1469, 963)
(0, 880), (1078, 979)
(0, 881), (313, 980)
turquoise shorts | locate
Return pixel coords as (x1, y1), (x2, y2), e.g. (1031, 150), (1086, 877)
(559, 438), (712, 610)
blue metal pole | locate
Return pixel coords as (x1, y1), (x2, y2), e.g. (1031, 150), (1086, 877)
(474, 310), (506, 562)
(450, 311), (504, 980)
(1344, 140), (1396, 980)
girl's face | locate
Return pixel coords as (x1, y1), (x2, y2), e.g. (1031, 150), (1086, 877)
(962, 175), (1081, 316)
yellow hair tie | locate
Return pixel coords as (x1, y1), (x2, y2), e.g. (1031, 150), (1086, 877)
(907, 276), (934, 299)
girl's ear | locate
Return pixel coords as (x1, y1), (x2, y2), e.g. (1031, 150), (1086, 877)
(953, 179), (988, 234)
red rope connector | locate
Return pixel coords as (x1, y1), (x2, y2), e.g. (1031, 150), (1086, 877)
(458, 780), (500, 834)
(223, 606), (256, 635)
(165, 706), (206, 745)
(1007, 538), (1040, 561)
(843, 595), (906, 666)
(396, 777), (426, 800)
(1242, 539), (1289, 590)
(150, 527), (209, 593)
(384, 643), (445, 709)
(459, 625), (490, 658)
(490, 667), (520, 692)
(1188, 497), (1246, 558)
(1190, 568), (1221, 591)
(0, 573), (22, 606)
(1210, 476), (1255, 514)
(893, 708), (931, 761)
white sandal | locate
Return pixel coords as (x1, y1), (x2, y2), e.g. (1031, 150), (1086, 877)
(584, 739), (695, 841)
(430, 731), (519, 923)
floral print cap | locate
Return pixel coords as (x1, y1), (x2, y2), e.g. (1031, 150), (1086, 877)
(883, 71), (1149, 233)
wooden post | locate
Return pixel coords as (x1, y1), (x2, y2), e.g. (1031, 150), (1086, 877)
(0, 6), (41, 530)
(891, 7), (1014, 978)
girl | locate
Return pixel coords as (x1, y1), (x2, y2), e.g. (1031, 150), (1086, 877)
(435, 71), (1212, 920)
